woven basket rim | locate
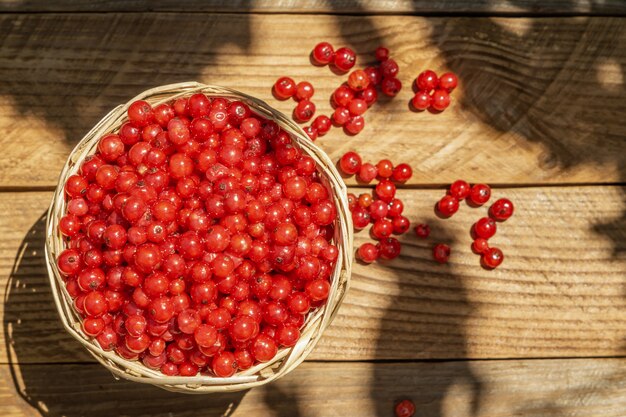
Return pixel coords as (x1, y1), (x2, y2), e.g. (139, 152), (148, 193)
(44, 82), (353, 393)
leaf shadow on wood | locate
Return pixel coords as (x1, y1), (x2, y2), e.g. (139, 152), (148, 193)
(369, 225), (484, 417)
(429, 1), (626, 257)
(0, 12), (252, 152)
(3, 214), (247, 417)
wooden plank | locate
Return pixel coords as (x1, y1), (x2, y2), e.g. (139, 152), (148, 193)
(0, 14), (625, 187)
(1, 359), (625, 417)
(2, 187), (625, 364)
(1, 0), (625, 14)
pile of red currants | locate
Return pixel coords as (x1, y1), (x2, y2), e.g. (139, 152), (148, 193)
(56, 94), (340, 377)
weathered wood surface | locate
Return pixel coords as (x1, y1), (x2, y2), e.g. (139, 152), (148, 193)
(0, 14), (625, 187)
(2, 187), (624, 364)
(2, 0), (625, 14)
(1, 359), (625, 417)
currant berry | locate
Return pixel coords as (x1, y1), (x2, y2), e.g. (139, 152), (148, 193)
(433, 243), (451, 264)
(375, 180), (396, 202)
(295, 81), (314, 101)
(381, 77), (402, 97)
(431, 89), (451, 111)
(482, 247), (504, 269)
(294, 100), (316, 122)
(472, 238), (490, 254)
(312, 115), (332, 136)
(357, 242), (379, 263)
(380, 59), (399, 78)
(358, 163), (378, 183)
(392, 163), (412, 183)
(332, 107), (351, 126)
(347, 69), (370, 91)
(333, 47), (356, 72)
(375, 46), (389, 62)
(378, 237), (401, 260)
(437, 195), (459, 217)
(344, 116), (364, 135)
(376, 160), (393, 179)
(438, 72), (458, 91)
(416, 70), (438, 92)
(468, 184), (491, 206)
(490, 198), (514, 221)
(474, 217), (497, 239)
(312, 42), (335, 65)
(339, 151), (362, 175)
(274, 77), (297, 99)
(414, 223), (430, 239)
(395, 399), (416, 417)
(449, 180), (470, 200)
(411, 91), (431, 111)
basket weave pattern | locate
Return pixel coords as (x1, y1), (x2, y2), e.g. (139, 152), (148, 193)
(44, 82), (353, 393)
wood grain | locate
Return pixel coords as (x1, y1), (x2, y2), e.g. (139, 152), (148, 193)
(2, 187), (624, 364)
(0, 14), (625, 187)
(1, 0), (625, 14)
(1, 359), (625, 417)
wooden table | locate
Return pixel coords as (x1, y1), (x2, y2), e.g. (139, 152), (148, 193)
(1, 1), (625, 416)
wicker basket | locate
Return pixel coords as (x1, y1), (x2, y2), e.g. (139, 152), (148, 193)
(44, 82), (353, 393)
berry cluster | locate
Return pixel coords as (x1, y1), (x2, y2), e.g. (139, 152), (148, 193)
(273, 44), (405, 139)
(56, 94), (340, 377)
(337, 152), (413, 263)
(411, 70), (458, 112)
(423, 181), (513, 268)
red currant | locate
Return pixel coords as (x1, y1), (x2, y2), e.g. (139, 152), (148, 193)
(437, 195), (459, 217)
(395, 399), (416, 417)
(295, 81), (314, 101)
(375, 46), (389, 62)
(416, 70), (438, 92)
(339, 151), (362, 175)
(333, 47), (356, 72)
(449, 180), (470, 200)
(312, 42), (335, 65)
(294, 100), (316, 122)
(431, 89), (451, 111)
(344, 116), (364, 135)
(378, 237), (401, 260)
(411, 91), (431, 111)
(438, 72), (458, 91)
(358, 163), (378, 183)
(312, 115), (332, 136)
(273, 77), (297, 99)
(472, 238), (490, 254)
(392, 163), (412, 183)
(482, 247), (504, 269)
(381, 77), (402, 97)
(347, 69), (370, 91)
(474, 217), (497, 239)
(468, 184), (491, 206)
(433, 243), (450, 264)
(414, 224), (430, 239)
(357, 242), (379, 263)
(490, 198), (514, 221)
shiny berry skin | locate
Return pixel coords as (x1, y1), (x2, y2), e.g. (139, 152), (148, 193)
(344, 116), (364, 135)
(357, 242), (379, 263)
(252, 334), (278, 363)
(433, 243), (450, 264)
(332, 107), (351, 126)
(375, 46), (389, 61)
(411, 91), (431, 111)
(372, 219), (393, 239)
(468, 184), (491, 206)
(431, 89), (451, 111)
(333, 86), (354, 108)
(312, 42), (335, 65)
(295, 81), (314, 101)
(368, 200), (388, 220)
(376, 160), (393, 179)
(312, 115), (332, 136)
(474, 217), (497, 239)
(483, 247), (504, 268)
(414, 223), (430, 239)
(358, 163), (378, 183)
(82, 317), (105, 337)
(339, 151), (362, 175)
(230, 315), (259, 343)
(84, 291), (107, 317)
(287, 292), (311, 314)
(65, 175), (88, 198)
(380, 59), (399, 78)
(395, 399), (416, 417)
(437, 195), (459, 217)
(378, 237), (401, 260)
(348, 69), (370, 91)
(381, 77), (402, 97)
(387, 198), (403, 217)
(97, 134), (125, 162)
(333, 47), (356, 72)
(392, 216), (410, 234)
(472, 238), (490, 254)
(351, 206), (371, 230)
(392, 163), (412, 183)
(276, 324), (300, 347)
(450, 180), (470, 200)
(305, 279), (330, 301)
(273, 77), (297, 99)
(490, 198), (514, 221)
(416, 70), (438, 92)
(128, 100), (154, 127)
(294, 100), (316, 122)
(375, 180), (396, 202)
(357, 86), (378, 107)
(212, 351), (238, 377)
(438, 72), (458, 91)
(348, 98), (367, 116)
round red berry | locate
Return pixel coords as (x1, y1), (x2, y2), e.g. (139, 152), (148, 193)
(274, 77), (297, 99)
(344, 116), (365, 135)
(294, 100), (316, 122)
(468, 184), (491, 206)
(381, 77), (402, 97)
(392, 163), (412, 183)
(416, 70), (438, 92)
(482, 247), (504, 269)
(339, 151), (362, 175)
(375, 46), (389, 62)
(449, 180), (470, 200)
(414, 223), (430, 239)
(395, 399), (416, 417)
(333, 47), (356, 72)
(474, 217), (497, 239)
(490, 198), (514, 221)
(431, 89), (451, 111)
(433, 243), (450, 264)
(357, 243), (379, 263)
(295, 81), (314, 101)
(358, 163), (378, 183)
(472, 238), (490, 254)
(378, 237), (401, 260)
(438, 72), (458, 91)
(437, 195), (459, 217)
(411, 91), (431, 111)
(312, 42), (335, 65)
(348, 69), (370, 91)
